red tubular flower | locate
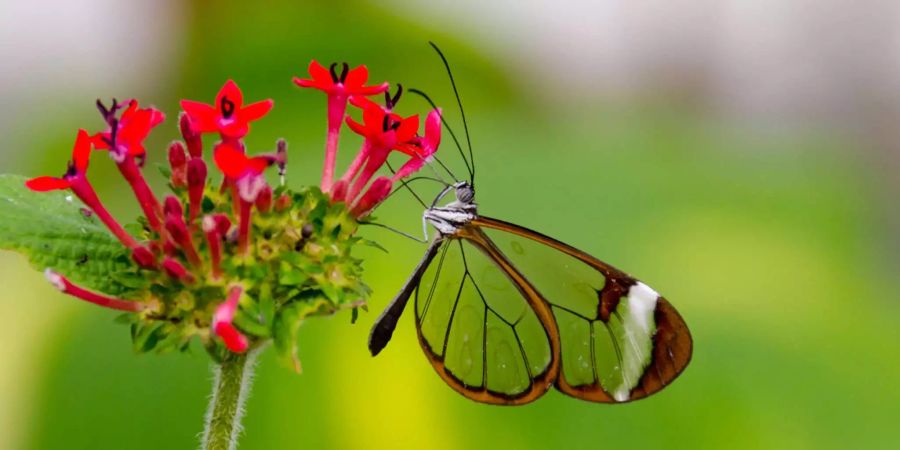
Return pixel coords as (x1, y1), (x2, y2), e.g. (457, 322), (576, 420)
(93, 100), (166, 231)
(213, 285), (249, 353)
(202, 215), (224, 280)
(210, 213), (232, 237)
(164, 206), (202, 268)
(294, 61), (388, 193)
(179, 112), (203, 158)
(213, 143), (273, 255)
(45, 269), (144, 312)
(187, 158), (207, 225)
(350, 176), (392, 218)
(391, 108), (442, 182)
(162, 257), (195, 284)
(26, 130), (140, 250)
(131, 246), (158, 270)
(93, 100), (165, 159)
(180, 80), (273, 142)
(340, 103), (419, 204)
(255, 185), (273, 213)
(275, 193), (292, 212)
(168, 141), (188, 188)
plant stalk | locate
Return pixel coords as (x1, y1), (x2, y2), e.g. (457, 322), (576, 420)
(201, 350), (259, 450)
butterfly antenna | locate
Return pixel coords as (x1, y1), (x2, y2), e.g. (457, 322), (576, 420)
(384, 160), (428, 209)
(424, 159), (452, 186)
(428, 42), (475, 185)
(359, 221), (427, 244)
(380, 176), (449, 205)
(409, 87), (472, 182)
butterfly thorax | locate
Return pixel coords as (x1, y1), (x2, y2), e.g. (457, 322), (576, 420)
(424, 181), (477, 236)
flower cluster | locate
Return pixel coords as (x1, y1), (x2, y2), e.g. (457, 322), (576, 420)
(25, 62), (441, 363)
(294, 61), (441, 217)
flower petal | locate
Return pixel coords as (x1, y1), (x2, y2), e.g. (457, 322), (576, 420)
(180, 100), (218, 132)
(119, 109), (152, 144)
(345, 116), (368, 137)
(213, 144), (250, 179)
(238, 99), (274, 122)
(148, 108), (166, 128)
(247, 156), (271, 175)
(352, 82), (390, 96)
(344, 65), (369, 88)
(308, 60), (331, 84)
(425, 108), (442, 152)
(219, 121), (250, 140)
(72, 129), (93, 172)
(362, 103), (384, 129)
(128, 144), (147, 157)
(91, 132), (111, 150)
(215, 323), (249, 353)
(395, 115), (420, 143)
(349, 95), (379, 111)
(293, 76), (329, 90)
(26, 176), (70, 192)
(217, 79), (244, 109)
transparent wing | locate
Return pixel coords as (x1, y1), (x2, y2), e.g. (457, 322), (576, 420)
(414, 238), (558, 405)
(472, 216), (693, 403)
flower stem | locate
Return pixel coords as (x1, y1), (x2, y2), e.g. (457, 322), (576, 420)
(201, 350), (258, 450)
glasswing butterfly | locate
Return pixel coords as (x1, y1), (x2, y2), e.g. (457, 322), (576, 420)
(367, 45), (692, 405)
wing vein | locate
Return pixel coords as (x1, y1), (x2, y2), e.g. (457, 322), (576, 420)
(420, 240), (450, 321)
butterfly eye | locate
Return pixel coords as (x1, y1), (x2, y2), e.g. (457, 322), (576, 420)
(456, 184), (474, 204)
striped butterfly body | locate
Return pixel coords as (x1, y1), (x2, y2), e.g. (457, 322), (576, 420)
(369, 181), (692, 405)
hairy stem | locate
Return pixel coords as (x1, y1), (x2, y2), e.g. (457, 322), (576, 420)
(201, 350), (259, 450)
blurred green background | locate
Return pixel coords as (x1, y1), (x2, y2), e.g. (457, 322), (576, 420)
(1, 1), (898, 449)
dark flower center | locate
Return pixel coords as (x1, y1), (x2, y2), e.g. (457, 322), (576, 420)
(329, 62), (350, 84)
(381, 115), (401, 133)
(220, 96), (236, 119)
(384, 84), (403, 110)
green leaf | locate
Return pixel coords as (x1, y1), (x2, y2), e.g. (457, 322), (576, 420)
(273, 298), (334, 373)
(0, 174), (137, 296)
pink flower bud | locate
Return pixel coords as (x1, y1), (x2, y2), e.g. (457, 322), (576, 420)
(255, 185), (273, 213)
(179, 112), (203, 158)
(168, 141), (188, 188)
(187, 158), (207, 224)
(351, 176), (392, 217)
(162, 258), (195, 284)
(131, 246), (157, 269)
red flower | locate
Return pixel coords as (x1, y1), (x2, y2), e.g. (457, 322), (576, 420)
(213, 143), (273, 256)
(346, 102), (419, 151)
(180, 80), (273, 140)
(45, 269), (145, 312)
(294, 61), (389, 193)
(26, 130), (149, 260)
(392, 108), (442, 181)
(213, 286), (249, 353)
(25, 129), (93, 192)
(293, 61), (388, 98)
(213, 143), (271, 187)
(93, 100), (165, 159)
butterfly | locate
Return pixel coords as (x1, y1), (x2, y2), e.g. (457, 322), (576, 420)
(367, 45), (692, 405)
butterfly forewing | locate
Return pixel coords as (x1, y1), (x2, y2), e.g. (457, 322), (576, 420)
(469, 216), (692, 403)
(414, 238), (557, 404)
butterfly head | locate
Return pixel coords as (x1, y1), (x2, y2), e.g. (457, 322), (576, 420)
(424, 181), (477, 236)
